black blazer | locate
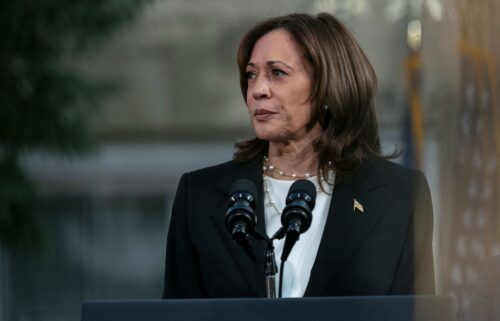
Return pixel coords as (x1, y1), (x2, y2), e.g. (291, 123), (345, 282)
(162, 159), (435, 298)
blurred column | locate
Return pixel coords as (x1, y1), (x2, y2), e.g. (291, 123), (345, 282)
(430, 0), (500, 310)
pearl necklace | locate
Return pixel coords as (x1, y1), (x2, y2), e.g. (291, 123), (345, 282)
(263, 176), (284, 215)
(263, 156), (316, 179)
(262, 156), (333, 215)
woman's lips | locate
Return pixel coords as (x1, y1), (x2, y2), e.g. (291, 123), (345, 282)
(254, 108), (277, 120)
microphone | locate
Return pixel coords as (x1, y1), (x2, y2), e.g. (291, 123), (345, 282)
(225, 179), (258, 261)
(280, 179), (316, 262)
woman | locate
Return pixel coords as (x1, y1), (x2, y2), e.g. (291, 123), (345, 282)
(162, 12), (435, 298)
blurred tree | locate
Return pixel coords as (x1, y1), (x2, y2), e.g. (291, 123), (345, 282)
(0, 0), (151, 246)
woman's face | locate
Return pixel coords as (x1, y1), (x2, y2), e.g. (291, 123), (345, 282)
(245, 29), (316, 143)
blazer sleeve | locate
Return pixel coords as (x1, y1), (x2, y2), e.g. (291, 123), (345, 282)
(391, 170), (435, 294)
(162, 173), (206, 298)
(412, 171), (435, 294)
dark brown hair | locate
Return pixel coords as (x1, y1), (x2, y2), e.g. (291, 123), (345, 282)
(234, 12), (392, 184)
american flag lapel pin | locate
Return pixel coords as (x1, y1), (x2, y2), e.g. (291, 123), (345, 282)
(353, 199), (364, 214)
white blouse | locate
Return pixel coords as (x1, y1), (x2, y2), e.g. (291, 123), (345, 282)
(263, 174), (333, 297)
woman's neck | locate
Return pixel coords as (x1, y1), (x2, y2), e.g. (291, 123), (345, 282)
(266, 127), (321, 179)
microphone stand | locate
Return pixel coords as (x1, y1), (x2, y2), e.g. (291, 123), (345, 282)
(252, 228), (286, 299)
(264, 241), (277, 298)
(252, 230), (278, 298)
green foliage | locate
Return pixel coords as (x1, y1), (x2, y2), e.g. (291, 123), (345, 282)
(0, 157), (40, 246)
(0, 0), (152, 246)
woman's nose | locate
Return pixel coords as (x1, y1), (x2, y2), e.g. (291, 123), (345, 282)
(250, 76), (271, 100)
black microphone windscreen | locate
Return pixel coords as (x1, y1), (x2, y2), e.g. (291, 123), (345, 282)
(229, 179), (258, 197)
(288, 179), (317, 199)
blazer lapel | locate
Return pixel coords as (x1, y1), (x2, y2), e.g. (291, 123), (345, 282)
(209, 161), (267, 297)
(305, 161), (389, 295)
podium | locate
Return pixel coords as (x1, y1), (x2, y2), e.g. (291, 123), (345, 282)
(81, 295), (456, 321)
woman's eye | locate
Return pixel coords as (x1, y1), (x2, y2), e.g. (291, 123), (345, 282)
(245, 71), (256, 80)
(271, 69), (287, 77)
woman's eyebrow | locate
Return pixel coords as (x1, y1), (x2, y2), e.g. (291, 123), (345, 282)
(246, 60), (294, 70)
(267, 60), (294, 70)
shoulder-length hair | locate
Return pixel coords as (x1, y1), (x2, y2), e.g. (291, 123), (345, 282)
(234, 12), (393, 184)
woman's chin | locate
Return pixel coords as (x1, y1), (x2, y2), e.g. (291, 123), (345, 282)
(253, 123), (291, 142)
(255, 131), (276, 142)
(255, 130), (286, 143)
